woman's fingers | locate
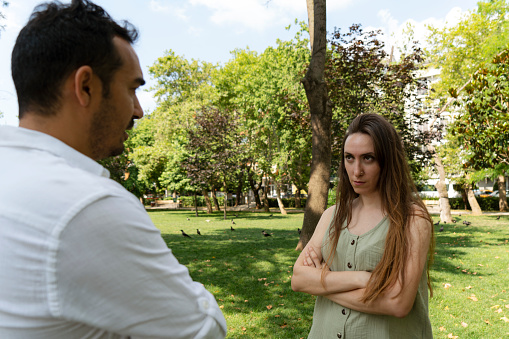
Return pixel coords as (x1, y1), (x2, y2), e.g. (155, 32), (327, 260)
(307, 247), (322, 269)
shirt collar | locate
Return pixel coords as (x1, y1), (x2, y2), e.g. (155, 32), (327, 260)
(0, 126), (110, 178)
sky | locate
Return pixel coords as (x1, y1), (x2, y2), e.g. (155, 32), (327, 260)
(0, 0), (480, 126)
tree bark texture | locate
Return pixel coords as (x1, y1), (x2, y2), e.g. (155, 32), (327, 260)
(193, 191), (199, 217)
(431, 147), (453, 223)
(223, 181), (228, 220)
(202, 189), (213, 214)
(211, 189), (220, 211)
(497, 174), (508, 211)
(465, 183), (482, 215)
(236, 171), (244, 207)
(248, 170), (262, 209)
(297, 0), (331, 251)
(263, 180), (270, 212)
(275, 179), (288, 215)
(295, 187), (302, 209)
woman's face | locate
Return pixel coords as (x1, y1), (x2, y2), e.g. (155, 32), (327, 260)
(344, 132), (381, 196)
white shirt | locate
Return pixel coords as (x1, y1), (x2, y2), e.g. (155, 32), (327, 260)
(0, 126), (227, 339)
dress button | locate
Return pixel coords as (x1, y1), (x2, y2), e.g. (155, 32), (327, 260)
(347, 262), (352, 269)
(337, 333), (342, 338)
(342, 308), (346, 315)
(351, 240), (355, 245)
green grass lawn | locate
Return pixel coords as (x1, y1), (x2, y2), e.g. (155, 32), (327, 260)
(148, 210), (509, 338)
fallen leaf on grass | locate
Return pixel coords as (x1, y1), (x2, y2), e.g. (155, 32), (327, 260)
(465, 285), (473, 289)
(461, 322), (468, 328)
(219, 305), (224, 309)
(447, 333), (458, 339)
(485, 319), (491, 325)
(266, 305), (273, 310)
(439, 326), (446, 332)
(242, 327), (246, 331)
(501, 317), (509, 323)
(444, 283), (452, 289)
(495, 308), (503, 313)
(506, 304), (509, 309)
(467, 295), (478, 301)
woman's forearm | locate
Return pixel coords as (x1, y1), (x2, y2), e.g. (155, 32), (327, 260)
(291, 267), (370, 296)
(324, 286), (413, 318)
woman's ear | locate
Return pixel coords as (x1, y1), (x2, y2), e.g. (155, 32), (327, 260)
(74, 65), (100, 107)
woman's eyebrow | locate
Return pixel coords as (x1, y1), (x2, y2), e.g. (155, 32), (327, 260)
(344, 151), (375, 156)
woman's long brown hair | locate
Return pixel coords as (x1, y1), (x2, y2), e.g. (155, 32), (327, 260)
(323, 113), (435, 302)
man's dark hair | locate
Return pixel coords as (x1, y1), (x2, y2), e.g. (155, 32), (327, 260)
(11, 0), (138, 118)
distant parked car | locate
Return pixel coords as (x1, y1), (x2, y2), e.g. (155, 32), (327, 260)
(479, 190), (493, 198)
(490, 190), (509, 197)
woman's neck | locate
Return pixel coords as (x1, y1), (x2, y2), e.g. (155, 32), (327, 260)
(356, 191), (383, 212)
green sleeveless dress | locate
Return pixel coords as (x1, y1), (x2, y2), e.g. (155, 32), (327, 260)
(308, 215), (432, 339)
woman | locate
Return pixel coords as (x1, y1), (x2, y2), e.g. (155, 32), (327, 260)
(292, 114), (434, 338)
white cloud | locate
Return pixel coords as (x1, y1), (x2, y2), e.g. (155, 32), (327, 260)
(188, 0), (306, 31)
(328, 0), (355, 12)
(377, 9), (398, 33)
(149, 0), (189, 21)
(365, 7), (470, 59)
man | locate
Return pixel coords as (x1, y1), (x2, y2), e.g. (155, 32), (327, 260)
(0, 1), (226, 338)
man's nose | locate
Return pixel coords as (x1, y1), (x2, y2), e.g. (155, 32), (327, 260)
(133, 95), (143, 119)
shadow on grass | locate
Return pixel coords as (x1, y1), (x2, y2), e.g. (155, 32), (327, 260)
(160, 225), (314, 337)
(431, 222), (503, 285)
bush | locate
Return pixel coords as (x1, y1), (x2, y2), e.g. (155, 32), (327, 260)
(447, 197), (508, 211)
(265, 198), (307, 208)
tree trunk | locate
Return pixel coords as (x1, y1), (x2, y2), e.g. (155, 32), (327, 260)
(235, 171), (244, 207)
(497, 174), (508, 211)
(202, 189), (213, 214)
(275, 179), (288, 215)
(212, 188), (220, 211)
(262, 180), (270, 212)
(223, 182), (228, 220)
(464, 182), (482, 215)
(432, 148), (452, 223)
(193, 191), (199, 217)
(298, 0), (331, 251)
(295, 186), (302, 208)
(248, 169), (262, 209)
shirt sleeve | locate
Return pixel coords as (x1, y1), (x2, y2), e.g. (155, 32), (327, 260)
(50, 192), (227, 339)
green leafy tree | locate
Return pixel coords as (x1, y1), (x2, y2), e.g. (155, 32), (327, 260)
(426, 0), (509, 97)
(326, 24), (429, 176)
(130, 51), (220, 198)
(216, 26), (311, 215)
(183, 107), (244, 219)
(450, 47), (509, 211)
(426, 0), (509, 214)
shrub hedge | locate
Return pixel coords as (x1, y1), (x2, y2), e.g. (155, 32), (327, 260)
(427, 197), (508, 211)
(168, 195), (507, 212)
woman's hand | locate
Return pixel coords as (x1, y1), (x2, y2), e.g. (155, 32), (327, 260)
(303, 246), (328, 270)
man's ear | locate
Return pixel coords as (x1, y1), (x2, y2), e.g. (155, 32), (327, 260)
(74, 66), (100, 107)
